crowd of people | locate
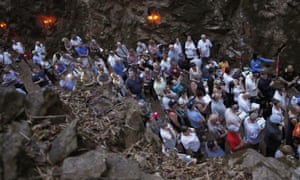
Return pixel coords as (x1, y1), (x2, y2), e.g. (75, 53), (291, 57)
(1, 33), (300, 164)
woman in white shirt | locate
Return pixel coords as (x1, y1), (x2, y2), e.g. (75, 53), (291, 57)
(160, 122), (177, 156)
(180, 126), (201, 156)
(184, 35), (197, 60)
(273, 86), (287, 110)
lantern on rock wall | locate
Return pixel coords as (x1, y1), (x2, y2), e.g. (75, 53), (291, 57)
(147, 11), (161, 25)
(38, 16), (57, 29)
(0, 21), (7, 29)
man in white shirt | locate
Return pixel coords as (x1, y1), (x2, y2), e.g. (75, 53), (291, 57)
(224, 104), (242, 130)
(237, 92), (251, 114)
(197, 34), (212, 66)
(0, 48), (12, 65)
(243, 112), (263, 149)
(12, 40), (28, 63)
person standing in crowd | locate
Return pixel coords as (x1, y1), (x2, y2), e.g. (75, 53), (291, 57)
(88, 39), (103, 58)
(226, 124), (244, 153)
(34, 41), (46, 56)
(115, 41), (129, 66)
(211, 90), (226, 122)
(153, 74), (166, 100)
(273, 84), (288, 111)
(110, 72), (126, 97)
(250, 52), (274, 73)
(205, 140), (225, 158)
(146, 112), (163, 137)
(0, 48), (13, 66)
(286, 105), (300, 146)
(168, 99), (185, 132)
(160, 122), (178, 156)
(125, 70), (144, 100)
(136, 41), (147, 55)
(1, 67), (27, 94)
(243, 112), (264, 150)
(180, 126), (202, 159)
(245, 72), (259, 102)
(173, 37), (183, 55)
(31, 67), (50, 88)
(264, 114), (283, 157)
(257, 70), (275, 102)
(207, 114), (227, 151)
(186, 100), (206, 133)
(279, 64), (299, 89)
(184, 35), (197, 61)
(168, 45), (180, 64)
(225, 104), (242, 130)
(12, 39), (30, 63)
(197, 34), (212, 67)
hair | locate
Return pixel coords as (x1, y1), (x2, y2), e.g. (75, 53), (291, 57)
(252, 52), (259, 59)
(225, 67), (231, 74)
(207, 140), (216, 150)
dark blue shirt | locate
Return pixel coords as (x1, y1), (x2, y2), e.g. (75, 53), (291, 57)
(126, 76), (143, 95)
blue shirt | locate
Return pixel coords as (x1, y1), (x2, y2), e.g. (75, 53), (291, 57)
(75, 45), (88, 57)
(205, 142), (225, 158)
(187, 108), (205, 129)
(112, 62), (126, 78)
(250, 57), (272, 73)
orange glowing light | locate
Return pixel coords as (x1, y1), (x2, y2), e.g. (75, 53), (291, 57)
(38, 16), (56, 28)
(0, 21), (7, 29)
(147, 12), (161, 25)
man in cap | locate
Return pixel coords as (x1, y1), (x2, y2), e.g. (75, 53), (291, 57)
(264, 114), (283, 157)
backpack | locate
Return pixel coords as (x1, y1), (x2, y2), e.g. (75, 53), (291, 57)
(292, 122), (300, 138)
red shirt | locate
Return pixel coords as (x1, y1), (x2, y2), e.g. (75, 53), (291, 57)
(226, 131), (241, 152)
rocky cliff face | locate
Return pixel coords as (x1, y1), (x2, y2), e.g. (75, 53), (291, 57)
(0, 0), (299, 64)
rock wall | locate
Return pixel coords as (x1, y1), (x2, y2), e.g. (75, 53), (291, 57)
(0, 0), (299, 65)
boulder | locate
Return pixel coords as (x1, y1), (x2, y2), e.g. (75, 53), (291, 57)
(61, 150), (107, 180)
(49, 119), (78, 164)
(25, 88), (65, 117)
(0, 121), (32, 180)
(228, 149), (300, 180)
(0, 87), (26, 125)
(123, 100), (145, 148)
(104, 153), (142, 180)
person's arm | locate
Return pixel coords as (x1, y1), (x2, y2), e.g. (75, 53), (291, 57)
(258, 57), (274, 63)
(169, 112), (181, 129)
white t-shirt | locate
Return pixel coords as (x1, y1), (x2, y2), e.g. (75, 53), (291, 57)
(185, 41), (196, 59)
(225, 108), (241, 129)
(245, 75), (258, 97)
(180, 129), (200, 152)
(223, 73), (234, 93)
(160, 124), (177, 149)
(153, 78), (167, 98)
(12, 42), (24, 54)
(160, 59), (171, 72)
(243, 117), (262, 145)
(174, 42), (183, 55)
(197, 39), (212, 58)
(237, 94), (250, 114)
(273, 90), (287, 109)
